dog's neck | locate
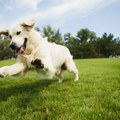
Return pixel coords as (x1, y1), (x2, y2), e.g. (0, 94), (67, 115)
(29, 29), (41, 48)
(23, 29), (40, 55)
(19, 29), (42, 67)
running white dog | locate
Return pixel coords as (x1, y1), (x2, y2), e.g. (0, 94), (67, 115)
(0, 20), (78, 82)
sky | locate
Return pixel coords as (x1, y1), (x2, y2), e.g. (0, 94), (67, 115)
(0, 0), (120, 38)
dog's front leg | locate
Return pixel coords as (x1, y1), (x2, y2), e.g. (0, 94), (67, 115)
(0, 62), (26, 77)
(32, 57), (56, 79)
(31, 59), (44, 69)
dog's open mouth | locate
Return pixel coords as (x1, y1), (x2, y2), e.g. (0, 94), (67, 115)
(16, 46), (26, 55)
(16, 38), (27, 55)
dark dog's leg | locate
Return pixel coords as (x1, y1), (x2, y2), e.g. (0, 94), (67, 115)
(31, 59), (44, 69)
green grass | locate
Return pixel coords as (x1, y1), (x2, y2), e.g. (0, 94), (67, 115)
(0, 58), (120, 120)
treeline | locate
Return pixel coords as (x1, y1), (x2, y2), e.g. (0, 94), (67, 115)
(0, 26), (120, 60)
(39, 26), (120, 58)
(64, 29), (120, 58)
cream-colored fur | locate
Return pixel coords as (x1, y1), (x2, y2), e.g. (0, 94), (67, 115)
(0, 20), (78, 82)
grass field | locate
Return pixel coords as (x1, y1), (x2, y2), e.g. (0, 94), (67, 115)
(0, 58), (120, 120)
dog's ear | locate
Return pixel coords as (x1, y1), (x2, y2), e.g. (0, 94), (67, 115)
(0, 30), (9, 36)
(21, 19), (35, 31)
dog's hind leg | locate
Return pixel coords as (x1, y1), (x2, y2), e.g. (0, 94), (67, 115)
(56, 70), (64, 83)
(65, 59), (79, 81)
(57, 63), (67, 82)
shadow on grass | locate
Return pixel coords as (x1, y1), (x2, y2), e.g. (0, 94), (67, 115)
(0, 79), (55, 105)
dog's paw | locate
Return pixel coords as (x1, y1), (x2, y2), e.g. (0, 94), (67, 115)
(31, 59), (44, 69)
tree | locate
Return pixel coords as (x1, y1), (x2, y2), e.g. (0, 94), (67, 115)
(0, 35), (15, 60)
(76, 28), (96, 43)
(98, 33), (117, 57)
(64, 33), (80, 58)
(42, 25), (64, 45)
(35, 27), (40, 32)
(79, 42), (97, 58)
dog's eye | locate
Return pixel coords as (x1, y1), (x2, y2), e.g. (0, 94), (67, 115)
(9, 35), (12, 39)
(16, 31), (21, 35)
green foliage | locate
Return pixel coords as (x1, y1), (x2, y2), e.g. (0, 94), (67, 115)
(0, 36), (15, 60)
(0, 58), (120, 120)
(64, 30), (120, 58)
(35, 27), (40, 32)
(42, 25), (64, 45)
(64, 33), (80, 58)
(76, 28), (96, 43)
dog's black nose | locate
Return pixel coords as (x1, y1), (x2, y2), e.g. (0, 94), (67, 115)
(9, 43), (17, 50)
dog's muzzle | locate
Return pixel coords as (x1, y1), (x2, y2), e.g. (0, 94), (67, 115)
(9, 38), (28, 55)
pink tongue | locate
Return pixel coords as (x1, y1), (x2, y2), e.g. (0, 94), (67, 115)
(17, 46), (25, 55)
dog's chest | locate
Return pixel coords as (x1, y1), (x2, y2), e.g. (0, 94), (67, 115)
(19, 54), (34, 68)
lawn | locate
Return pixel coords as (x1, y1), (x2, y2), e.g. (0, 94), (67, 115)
(0, 58), (120, 120)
